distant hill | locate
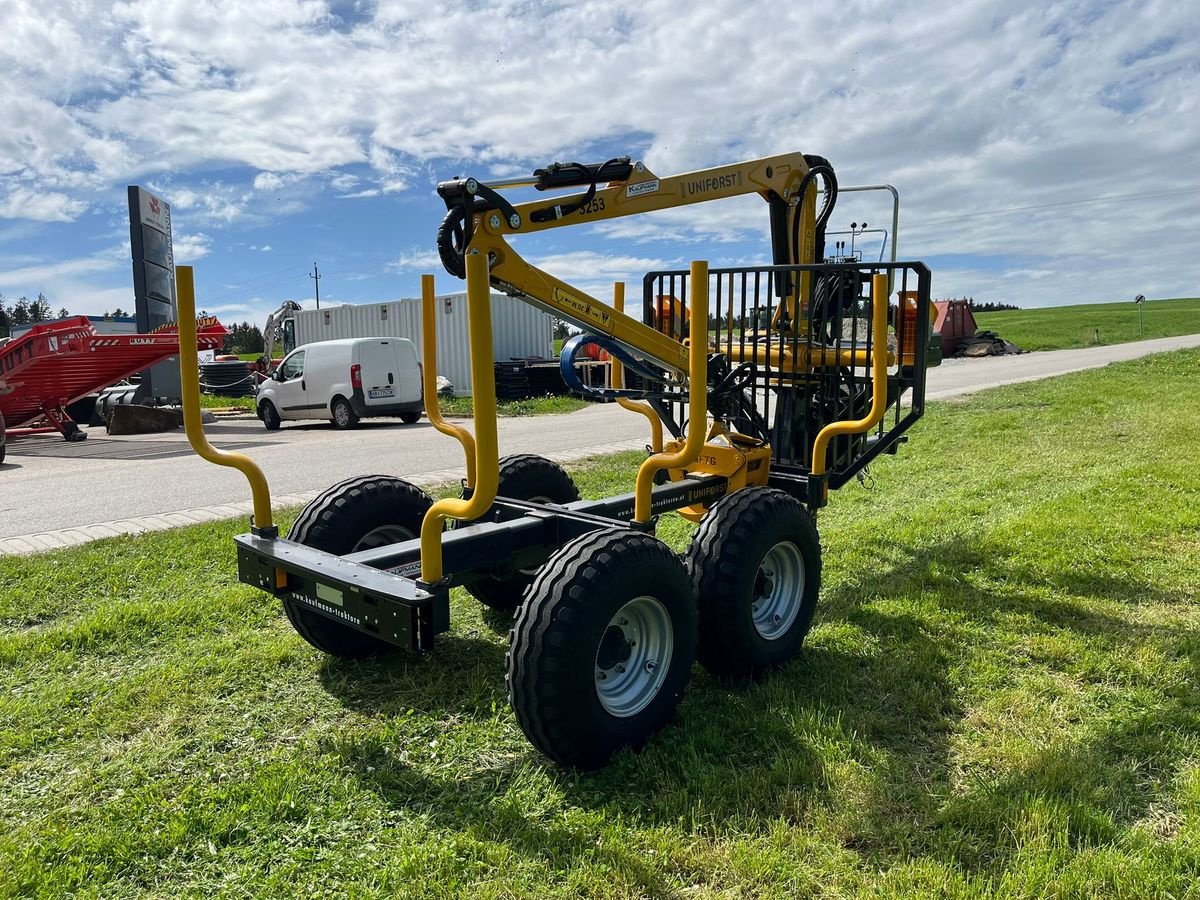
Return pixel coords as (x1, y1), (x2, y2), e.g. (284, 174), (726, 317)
(973, 297), (1200, 351)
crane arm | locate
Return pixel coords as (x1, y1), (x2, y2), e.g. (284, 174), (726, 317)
(436, 152), (837, 374)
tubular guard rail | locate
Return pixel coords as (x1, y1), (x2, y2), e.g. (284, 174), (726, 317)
(642, 261), (933, 500)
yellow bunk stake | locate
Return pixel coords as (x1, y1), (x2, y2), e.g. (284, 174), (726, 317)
(633, 260), (710, 524)
(419, 251), (500, 582)
(610, 281), (664, 453)
(176, 266), (275, 534)
(420, 273), (478, 487)
(810, 272), (891, 497)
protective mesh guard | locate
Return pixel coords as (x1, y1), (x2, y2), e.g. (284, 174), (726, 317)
(641, 262), (932, 491)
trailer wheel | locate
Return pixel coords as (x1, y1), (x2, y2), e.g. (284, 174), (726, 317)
(686, 487), (821, 678)
(400, 411), (421, 424)
(260, 400), (281, 431)
(331, 396), (359, 429)
(507, 529), (697, 769)
(467, 454), (581, 612)
(283, 475), (433, 658)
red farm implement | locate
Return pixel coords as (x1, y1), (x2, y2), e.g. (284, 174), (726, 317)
(0, 316), (227, 441)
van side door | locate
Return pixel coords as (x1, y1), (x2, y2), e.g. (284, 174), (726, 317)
(273, 349), (307, 418)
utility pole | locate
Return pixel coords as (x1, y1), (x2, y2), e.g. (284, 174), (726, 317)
(310, 262), (322, 309)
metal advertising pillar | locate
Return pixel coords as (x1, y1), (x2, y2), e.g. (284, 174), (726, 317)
(127, 186), (182, 400)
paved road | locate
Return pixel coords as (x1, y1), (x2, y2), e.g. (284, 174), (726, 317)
(4, 333), (1198, 551)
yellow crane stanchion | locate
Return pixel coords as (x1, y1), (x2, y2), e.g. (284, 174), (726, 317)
(633, 260), (710, 524)
(809, 272), (890, 500)
(418, 251), (500, 582)
(176, 265), (276, 536)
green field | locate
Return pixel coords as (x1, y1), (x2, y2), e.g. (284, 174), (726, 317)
(3, 351), (1199, 897)
(975, 296), (1200, 351)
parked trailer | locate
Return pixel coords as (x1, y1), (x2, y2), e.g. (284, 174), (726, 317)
(0, 316), (226, 441)
(289, 293), (553, 396)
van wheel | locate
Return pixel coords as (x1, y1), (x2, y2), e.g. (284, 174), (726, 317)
(400, 411), (421, 424)
(260, 401), (281, 431)
(331, 396), (359, 429)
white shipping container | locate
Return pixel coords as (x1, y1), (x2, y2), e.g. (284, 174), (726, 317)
(291, 293), (554, 396)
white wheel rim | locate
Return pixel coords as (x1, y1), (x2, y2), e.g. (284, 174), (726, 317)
(335, 404), (350, 426)
(352, 525), (413, 552)
(594, 595), (673, 718)
(751, 540), (805, 640)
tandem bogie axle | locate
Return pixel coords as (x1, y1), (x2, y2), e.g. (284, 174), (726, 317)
(177, 151), (937, 769)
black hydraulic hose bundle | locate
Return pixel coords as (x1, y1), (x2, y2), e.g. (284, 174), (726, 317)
(437, 157), (633, 277)
(794, 154), (838, 266)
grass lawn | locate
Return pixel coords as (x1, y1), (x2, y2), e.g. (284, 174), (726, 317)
(3, 350), (1199, 897)
(197, 392), (257, 411)
(975, 296), (1200, 351)
(438, 394), (589, 417)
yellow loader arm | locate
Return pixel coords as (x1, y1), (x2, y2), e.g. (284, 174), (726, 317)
(435, 152), (838, 375)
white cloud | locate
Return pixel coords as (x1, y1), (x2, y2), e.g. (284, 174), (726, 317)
(253, 172), (286, 192)
(0, 186), (88, 223)
(387, 249), (442, 272)
(173, 232), (212, 261)
(0, 0), (1195, 307)
(525, 250), (674, 302)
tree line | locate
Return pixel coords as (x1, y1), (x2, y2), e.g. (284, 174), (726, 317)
(0, 293), (73, 337)
(224, 322), (265, 355)
(950, 296), (1020, 312)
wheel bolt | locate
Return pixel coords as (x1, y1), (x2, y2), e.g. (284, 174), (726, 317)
(616, 664), (625, 674)
(598, 671), (607, 680)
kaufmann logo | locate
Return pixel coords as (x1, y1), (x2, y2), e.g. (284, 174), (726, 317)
(626, 179), (660, 198)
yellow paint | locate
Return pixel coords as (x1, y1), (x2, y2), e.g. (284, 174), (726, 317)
(175, 266), (274, 532)
(810, 273), (890, 482)
(634, 260), (710, 523)
(468, 152), (819, 377)
(667, 422), (771, 522)
(421, 274), (477, 487)
(419, 252), (500, 583)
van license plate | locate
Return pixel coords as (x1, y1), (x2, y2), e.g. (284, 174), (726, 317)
(368, 387), (395, 399)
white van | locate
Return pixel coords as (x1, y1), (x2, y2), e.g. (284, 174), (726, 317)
(256, 338), (423, 430)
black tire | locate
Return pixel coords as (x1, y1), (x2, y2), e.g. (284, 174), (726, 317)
(260, 400), (281, 431)
(283, 475), (433, 658)
(507, 529), (698, 769)
(331, 396), (359, 429)
(467, 454), (581, 611)
(399, 410), (421, 424)
(686, 487), (821, 678)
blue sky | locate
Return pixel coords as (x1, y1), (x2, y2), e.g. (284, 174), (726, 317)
(1, 0), (1197, 326)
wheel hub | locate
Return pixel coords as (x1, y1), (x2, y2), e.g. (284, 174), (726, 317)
(594, 596), (673, 718)
(751, 541), (805, 640)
